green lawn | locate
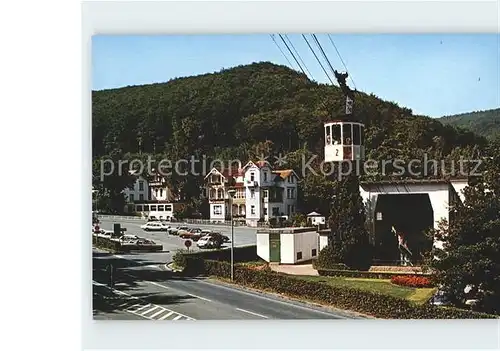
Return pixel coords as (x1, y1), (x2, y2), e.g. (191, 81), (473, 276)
(295, 275), (436, 304)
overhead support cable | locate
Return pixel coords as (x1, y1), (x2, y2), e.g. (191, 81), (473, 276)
(278, 34), (307, 77)
(270, 34), (295, 69)
(327, 34), (358, 90)
(302, 34), (334, 85)
(284, 34), (314, 80)
(311, 34), (339, 85)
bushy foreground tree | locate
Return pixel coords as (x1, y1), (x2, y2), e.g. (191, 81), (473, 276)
(318, 162), (373, 270)
(428, 139), (500, 314)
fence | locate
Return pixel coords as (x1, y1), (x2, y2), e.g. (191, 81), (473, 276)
(97, 214), (269, 228)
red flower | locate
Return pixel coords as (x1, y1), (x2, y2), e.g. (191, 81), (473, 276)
(391, 275), (433, 288)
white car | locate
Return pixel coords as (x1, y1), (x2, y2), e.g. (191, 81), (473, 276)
(140, 222), (168, 231)
(120, 234), (140, 242)
(196, 234), (223, 249)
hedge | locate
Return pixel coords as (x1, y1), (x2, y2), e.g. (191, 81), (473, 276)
(316, 268), (432, 280)
(177, 245), (259, 275)
(93, 236), (121, 252)
(180, 258), (496, 319)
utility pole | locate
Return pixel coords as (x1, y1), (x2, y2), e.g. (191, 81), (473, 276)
(227, 189), (236, 281)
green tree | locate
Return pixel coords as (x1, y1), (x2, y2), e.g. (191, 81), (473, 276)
(92, 155), (135, 214)
(428, 140), (500, 314)
(326, 163), (373, 270)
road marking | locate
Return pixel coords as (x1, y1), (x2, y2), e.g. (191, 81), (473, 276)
(142, 306), (159, 316)
(236, 308), (269, 319)
(92, 280), (195, 321)
(159, 311), (174, 320)
(149, 309), (166, 319)
(148, 280), (212, 302)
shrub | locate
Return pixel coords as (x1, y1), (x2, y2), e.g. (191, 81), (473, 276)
(182, 245), (258, 263)
(197, 260), (496, 319)
(316, 245), (344, 269)
(92, 236), (121, 252)
(172, 251), (187, 269)
(391, 275), (433, 288)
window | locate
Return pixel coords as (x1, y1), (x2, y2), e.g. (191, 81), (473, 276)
(129, 194), (135, 202)
(312, 249), (317, 257)
(251, 205), (255, 215)
(263, 207), (268, 215)
(376, 212), (383, 221)
(139, 181), (144, 191)
(250, 189), (255, 199)
(264, 172), (267, 181)
(250, 172), (255, 181)
(139, 194), (144, 201)
(263, 190), (268, 198)
(287, 205), (291, 215)
(332, 124), (341, 145)
(136, 205), (143, 212)
(297, 252), (303, 260)
(343, 123), (352, 145)
(158, 205), (164, 211)
(159, 189), (163, 197)
(165, 205), (172, 211)
(353, 123), (361, 146)
(291, 205), (295, 213)
(272, 207), (279, 216)
(325, 125), (331, 145)
(143, 205), (149, 211)
(213, 205), (222, 215)
(150, 205), (157, 211)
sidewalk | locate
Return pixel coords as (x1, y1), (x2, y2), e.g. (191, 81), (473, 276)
(269, 263), (319, 276)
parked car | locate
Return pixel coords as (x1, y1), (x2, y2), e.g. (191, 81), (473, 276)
(169, 226), (189, 235)
(121, 238), (163, 252)
(140, 221), (169, 231)
(179, 228), (203, 240)
(197, 233), (225, 249)
(119, 234), (140, 242)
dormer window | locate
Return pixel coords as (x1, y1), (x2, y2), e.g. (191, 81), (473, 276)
(250, 172), (255, 182)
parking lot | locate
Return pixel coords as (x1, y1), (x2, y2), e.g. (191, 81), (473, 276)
(97, 218), (257, 253)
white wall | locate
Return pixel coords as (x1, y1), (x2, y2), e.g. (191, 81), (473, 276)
(319, 235), (329, 251)
(292, 232), (319, 263)
(256, 233), (270, 262)
(279, 233), (295, 264)
(123, 176), (149, 203)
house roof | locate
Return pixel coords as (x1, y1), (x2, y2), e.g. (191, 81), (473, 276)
(307, 211), (322, 217)
(204, 167), (243, 180)
(243, 160), (272, 170)
(272, 169), (293, 179)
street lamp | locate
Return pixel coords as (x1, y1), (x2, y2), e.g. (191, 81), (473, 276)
(227, 189), (236, 281)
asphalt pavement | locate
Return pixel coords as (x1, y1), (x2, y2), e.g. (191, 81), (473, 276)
(92, 249), (362, 320)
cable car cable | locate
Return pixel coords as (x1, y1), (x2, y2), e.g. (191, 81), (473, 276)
(302, 34), (334, 85)
(269, 34), (295, 69)
(278, 34), (307, 77)
(284, 34), (314, 80)
(327, 34), (357, 90)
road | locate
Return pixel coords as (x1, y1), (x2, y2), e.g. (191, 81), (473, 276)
(92, 249), (363, 320)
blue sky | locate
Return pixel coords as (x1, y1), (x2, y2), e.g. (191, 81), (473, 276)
(92, 34), (499, 118)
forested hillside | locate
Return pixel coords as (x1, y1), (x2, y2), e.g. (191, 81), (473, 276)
(440, 108), (500, 140)
(92, 61), (491, 214)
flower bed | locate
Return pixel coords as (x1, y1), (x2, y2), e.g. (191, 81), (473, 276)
(390, 275), (433, 288)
